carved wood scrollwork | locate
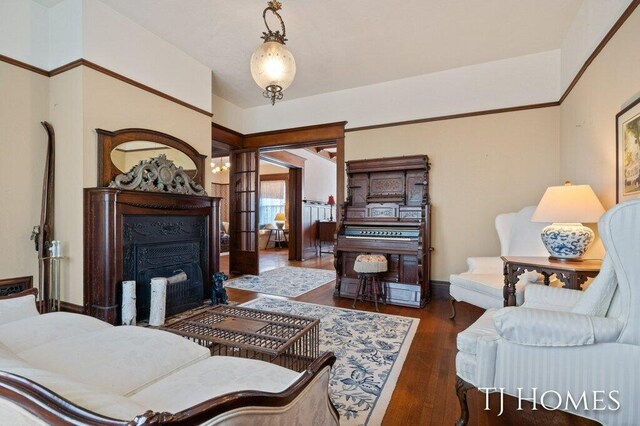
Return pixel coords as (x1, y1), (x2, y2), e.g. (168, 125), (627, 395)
(96, 128), (207, 189)
(109, 155), (206, 195)
(503, 263), (526, 307)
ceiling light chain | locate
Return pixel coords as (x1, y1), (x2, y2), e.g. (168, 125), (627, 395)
(250, 0), (296, 105)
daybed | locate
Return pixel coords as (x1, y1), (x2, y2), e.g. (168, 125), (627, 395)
(0, 289), (338, 425)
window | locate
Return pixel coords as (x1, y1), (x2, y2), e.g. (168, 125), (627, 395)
(259, 180), (286, 228)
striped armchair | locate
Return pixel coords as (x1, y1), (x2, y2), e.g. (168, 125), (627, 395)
(454, 200), (640, 426)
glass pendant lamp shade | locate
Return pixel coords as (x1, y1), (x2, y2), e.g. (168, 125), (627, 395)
(250, 1), (295, 105)
(250, 41), (296, 102)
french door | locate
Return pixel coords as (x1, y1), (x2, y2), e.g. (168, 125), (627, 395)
(229, 149), (260, 275)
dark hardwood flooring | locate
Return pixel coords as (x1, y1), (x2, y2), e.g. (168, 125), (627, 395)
(220, 251), (599, 426)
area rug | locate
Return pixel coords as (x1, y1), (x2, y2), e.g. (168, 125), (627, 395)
(225, 266), (335, 297)
(241, 298), (419, 426)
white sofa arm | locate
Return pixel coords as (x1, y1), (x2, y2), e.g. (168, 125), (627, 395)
(466, 257), (503, 274)
(522, 285), (583, 312)
(493, 308), (623, 347)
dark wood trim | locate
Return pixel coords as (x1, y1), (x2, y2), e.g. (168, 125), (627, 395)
(212, 123), (244, 148)
(0, 286), (37, 300)
(244, 122), (347, 149)
(3, 2), (640, 126)
(336, 137), (345, 219)
(83, 188), (220, 324)
(114, 146), (170, 153)
(260, 173), (289, 181)
(261, 151), (306, 168)
(96, 128), (207, 188)
(430, 280), (450, 300)
(48, 59), (214, 117)
(0, 352), (337, 425)
(47, 58), (83, 76)
(59, 301), (84, 314)
(345, 101), (560, 133)
(0, 54), (49, 76)
(559, 0), (640, 104)
(0, 276), (33, 290)
(288, 168), (304, 261)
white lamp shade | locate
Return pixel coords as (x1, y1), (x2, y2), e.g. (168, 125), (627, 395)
(250, 41), (296, 92)
(532, 184), (605, 223)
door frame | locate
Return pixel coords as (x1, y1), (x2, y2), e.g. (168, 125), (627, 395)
(212, 122), (346, 268)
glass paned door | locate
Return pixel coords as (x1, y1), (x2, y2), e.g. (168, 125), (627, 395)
(229, 149), (260, 275)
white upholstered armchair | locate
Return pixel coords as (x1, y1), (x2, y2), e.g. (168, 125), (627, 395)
(449, 206), (551, 318)
(454, 200), (640, 426)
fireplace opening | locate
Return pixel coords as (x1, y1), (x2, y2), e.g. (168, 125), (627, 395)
(122, 215), (208, 322)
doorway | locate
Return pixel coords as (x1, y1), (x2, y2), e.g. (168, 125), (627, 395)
(211, 121), (345, 278)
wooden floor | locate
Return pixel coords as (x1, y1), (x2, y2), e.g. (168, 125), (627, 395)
(220, 251), (598, 426)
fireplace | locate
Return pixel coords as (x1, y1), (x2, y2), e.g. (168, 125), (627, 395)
(84, 188), (220, 324)
(122, 215), (206, 321)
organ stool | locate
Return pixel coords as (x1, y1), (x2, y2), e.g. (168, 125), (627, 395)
(353, 254), (388, 312)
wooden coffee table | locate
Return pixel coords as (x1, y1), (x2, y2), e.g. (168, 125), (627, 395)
(160, 305), (320, 372)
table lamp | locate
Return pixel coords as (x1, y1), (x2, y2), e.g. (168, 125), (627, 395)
(327, 195), (336, 221)
(274, 212), (286, 229)
(531, 181), (605, 261)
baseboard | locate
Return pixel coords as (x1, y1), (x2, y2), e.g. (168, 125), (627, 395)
(59, 301), (84, 314)
(430, 280), (450, 300)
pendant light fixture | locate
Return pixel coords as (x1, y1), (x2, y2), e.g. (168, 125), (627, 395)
(250, 0), (296, 105)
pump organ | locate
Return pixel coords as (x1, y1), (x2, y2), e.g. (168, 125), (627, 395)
(334, 155), (432, 308)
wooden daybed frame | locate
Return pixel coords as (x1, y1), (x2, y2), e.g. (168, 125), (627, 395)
(0, 351), (338, 425)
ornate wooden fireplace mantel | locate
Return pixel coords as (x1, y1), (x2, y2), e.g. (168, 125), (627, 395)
(84, 188), (220, 324)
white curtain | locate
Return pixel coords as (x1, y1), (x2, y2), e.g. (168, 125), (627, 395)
(260, 180), (286, 227)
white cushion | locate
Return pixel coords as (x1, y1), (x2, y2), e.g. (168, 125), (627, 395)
(493, 307), (623, 347)
(18, 326), (210, 396)
(130, 356), (301, 413)
(0, 365), (147, 420)
(450, 273), (525, 305)
(0, 341), (31, 370)
(354, 255), (388, 273)
(0, 293), (39, 326)
(456, 308), (499, 355)
(572, 255), (617, 317)
(0, 312), (111, 353)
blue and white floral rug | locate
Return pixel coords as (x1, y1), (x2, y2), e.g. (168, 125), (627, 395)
(241, 298), (419, 425)
(225, 266), (335, 297)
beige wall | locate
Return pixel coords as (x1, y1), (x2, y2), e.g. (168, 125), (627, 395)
(560, 6), (640, 209)
(48, 66), (213, 304)
(0, 62), (49, 282)
(49, 67), (84, 303)
(345, 107), (561, 281)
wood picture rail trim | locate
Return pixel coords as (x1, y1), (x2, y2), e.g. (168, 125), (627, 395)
(0, 56), (212, 117)
(2, 0), (638, 129)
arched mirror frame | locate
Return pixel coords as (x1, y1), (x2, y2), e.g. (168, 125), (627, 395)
(96, 128), (207, 187)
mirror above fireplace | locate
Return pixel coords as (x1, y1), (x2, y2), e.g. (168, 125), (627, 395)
(110, 141), (198, 180)
(96, 128), (207, 188)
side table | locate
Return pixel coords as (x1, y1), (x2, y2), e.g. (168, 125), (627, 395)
(502, 256), (602, 307)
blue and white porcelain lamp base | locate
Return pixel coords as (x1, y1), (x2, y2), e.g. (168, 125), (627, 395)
(540, 223), (595, 261)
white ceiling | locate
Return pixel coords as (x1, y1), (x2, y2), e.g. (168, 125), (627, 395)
(98, 1), (583, 108)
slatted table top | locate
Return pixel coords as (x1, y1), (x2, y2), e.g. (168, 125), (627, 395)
(160, 304), (319, 356)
